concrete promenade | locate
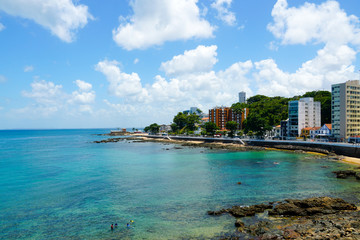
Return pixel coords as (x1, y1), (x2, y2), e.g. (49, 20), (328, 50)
(145, 135), (360, 158)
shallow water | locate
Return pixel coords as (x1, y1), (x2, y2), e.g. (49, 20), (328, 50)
(1, 129), (359, 239)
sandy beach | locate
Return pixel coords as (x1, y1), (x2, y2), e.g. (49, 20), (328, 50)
(342, 156), (360, 166)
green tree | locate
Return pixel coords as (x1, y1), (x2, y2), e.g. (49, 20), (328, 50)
(144, 123), (160, 134)
(173, 112), (188, 130)
(231, 102), (248, 115)
(170, 123), (179, 133)
(226, 121), (238, 138)
(243, 113), (271, 138)
(186, 113), (200, 131)
(203, 122), (219, 136)
(144, 126), (150, 133)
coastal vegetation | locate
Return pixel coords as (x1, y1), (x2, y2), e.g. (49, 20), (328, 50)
(144, 123), (160, 134)
(145, 90), (331, 138)
(231, 90), (331, 136)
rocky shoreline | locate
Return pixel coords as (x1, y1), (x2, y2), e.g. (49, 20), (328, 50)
(209, 197), (360, 239)
(92, 136), (346, 160)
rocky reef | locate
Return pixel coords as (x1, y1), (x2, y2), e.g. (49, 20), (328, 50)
(209, 197), (359, 239)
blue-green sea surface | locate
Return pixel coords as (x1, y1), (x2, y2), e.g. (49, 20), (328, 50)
(1, 129), (360, 239)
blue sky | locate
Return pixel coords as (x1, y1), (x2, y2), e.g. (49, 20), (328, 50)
(0, 0), (360, 129)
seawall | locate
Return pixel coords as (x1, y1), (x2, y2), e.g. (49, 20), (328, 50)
(144, 135), (360, 158)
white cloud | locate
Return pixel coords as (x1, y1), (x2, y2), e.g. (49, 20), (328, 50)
(160, 45), (218, 76)
(112, 0), (214, 50)
(211, 0), (236, 26)
(70, 80), (95, 104)
(96, 46), (254, 117)
(257, 0), (360, 96)
(95, 60), (148, 101)
(268, 0), (360, 46)
(22, 80), (65, 105)
(74, 79), (92, 92)
(134, 58), (139, 64)
(24, 65), (34, 72)
(20, 78), (98, 117)
(0, 22), (5, 31)
(0, 0), (93, 42)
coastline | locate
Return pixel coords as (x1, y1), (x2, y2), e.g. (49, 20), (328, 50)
(96, 134), (360, 166)
(139, 136), (360, 166)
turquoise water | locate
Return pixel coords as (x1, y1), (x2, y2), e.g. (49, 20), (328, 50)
(1, 129), (360, 239)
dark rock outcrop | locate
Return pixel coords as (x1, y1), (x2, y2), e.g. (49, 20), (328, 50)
(212, 197), (360, 240)
(93, 138), (124, 143)
(333, 170), (357, 179)
(208, 203), (273, 218)
(268, 197), (357, 217)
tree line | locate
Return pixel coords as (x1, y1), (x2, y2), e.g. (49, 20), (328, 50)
(144, 90), (331, 137)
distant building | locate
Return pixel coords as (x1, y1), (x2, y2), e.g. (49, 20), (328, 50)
(209, 106), (248, 130)
(159, 124), (171, 133)
(300, 127), (312, 138)
(209, 106), (232, 130)
(189, 107), (199, 114)
(268, 125), (281, 139)
(309, 127), (321, 139)
(288, 97), (321, 137)
(331, 80), (360, 141)
(280, 119), (289, 139)
(239, 91), (246, 103)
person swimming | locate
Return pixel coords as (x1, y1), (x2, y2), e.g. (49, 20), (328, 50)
(111, 224), (114, 230)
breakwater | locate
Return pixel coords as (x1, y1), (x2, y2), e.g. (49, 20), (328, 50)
(145, 135), (360, 158)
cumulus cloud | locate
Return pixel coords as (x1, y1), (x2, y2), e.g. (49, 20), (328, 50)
(22, 80), (65, 106)
(24, 65), (34, 72)
(112, 0), (214, 50)
(95, 60), (148, 101)
(268, 0), (360, 46)
(20, 79), (97, 117)
(160, 45), (218, 76)
(97, 46), (254, 117)
(211, 0), (236, 25)
(70, 80), (95, 104)
(256, 0), (360, 96)
(0, 0), (93, 42)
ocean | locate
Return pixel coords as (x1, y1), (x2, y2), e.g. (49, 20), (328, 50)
(1, 129), (359, 239)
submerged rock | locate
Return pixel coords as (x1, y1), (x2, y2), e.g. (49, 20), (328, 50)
(332, 170), (357, 179)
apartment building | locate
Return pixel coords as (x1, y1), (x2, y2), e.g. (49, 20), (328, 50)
(209, 106), (248, 130)
(331, 80), (360, 140)
(209, 107), (232, 130)
(288, 97), (321, 137)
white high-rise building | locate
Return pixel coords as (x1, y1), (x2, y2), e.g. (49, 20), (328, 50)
(332, 80), (360, 141)
(288, 97), (321, 137)
(239, 92), (246, 103)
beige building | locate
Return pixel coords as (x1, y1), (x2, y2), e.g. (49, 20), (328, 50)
(331, 80), (360, 140)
